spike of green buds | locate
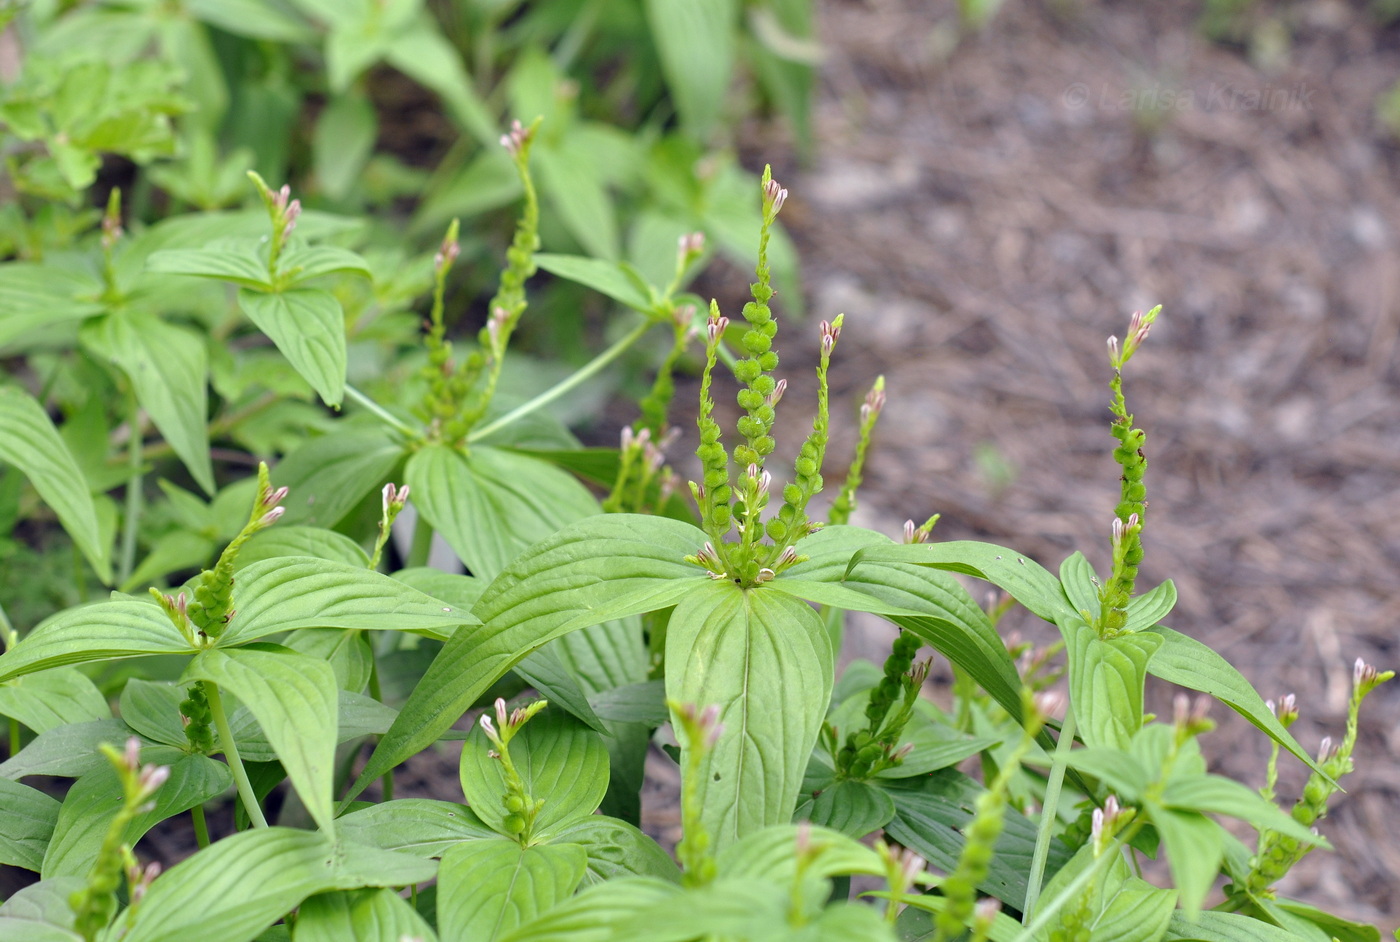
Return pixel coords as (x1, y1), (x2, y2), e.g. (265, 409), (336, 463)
(671, 700), (724, 887)
(830, 376), (885, 526)
(184, 463), (286, 640)
(478, 697), (549, 843)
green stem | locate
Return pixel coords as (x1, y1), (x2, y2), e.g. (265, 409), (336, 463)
(118, 390), (143, 587)
(345, 385), (419, 438)
(205, 681), (269, 829)
(1023, 708), (1076, 923)
(191, 803), (210, 849)
(7, 716), (18, 757)
(468, 318), (653, 443)
(1011, 822), (1142, 942)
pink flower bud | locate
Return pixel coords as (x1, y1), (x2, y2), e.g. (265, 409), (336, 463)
(707, 315), (729, 345)
(1107, 335), (1120, 365)
(974, 898), (1002, 924)
(678, 231), (705, 258)
(281, 199), (301, 240)
(275, 184), (290, 212)
(768, 378), (787, 407)
(674, 303), (696, 330)
(764, 178), (788, 214)
(258, 506), (285, 527)
(500, 119), (529, 156)
(495, 697), (509, 730)
(479, 715), (497, 738)
(125, 737), (142, 771)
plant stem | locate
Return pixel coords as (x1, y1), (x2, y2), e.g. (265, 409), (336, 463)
(191, 803), (210, 849)
(407, 514), (434, 569)
(205, 681), (268, 829)
(345, 385), (419, 438)
(118, 390), (143, 587)
(467, 318), (653, 443)
(7, 717), (18, 757)
(1022, 707), (1076, 924)
(1011, 823), (1141, 942)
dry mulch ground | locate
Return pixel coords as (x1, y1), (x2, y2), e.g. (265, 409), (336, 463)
(770, 0), (1400, 924)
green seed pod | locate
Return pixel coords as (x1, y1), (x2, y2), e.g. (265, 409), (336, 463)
(504, 794), (526, 813)
(503, 814), (526, 834)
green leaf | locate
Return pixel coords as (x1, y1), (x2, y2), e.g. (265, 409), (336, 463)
(1125, 579), (1177, 632)
(229, 689), (397, 762)
(1035, 844), (1176, 942)
(719, 823), (885, 882)
(546, 815), (682, 885)
(146, 245), (273, 289)
(283, 628), (374, 693)
(1160, 775), (1326, 847)
(80, 313), (213, 493)
(666, 583), (832, 848)
(1273, 901), (1380, 942)
(295, 888), (437, 942)
(496, 879), (679, 942)
(184, 647), (337, 832)
(237, 287), (347, 407)
(273, 425), (407, 528)
(0, 778), (59, 871)
(849, 541), (1075, 626)
(311, 92), (377, 202)
(0, 386), (112, 582)
(0, 600), (191, 684)
(42, 754), (230, 877)
(782, 526), (1026, 726)
(1164, 911), (1306, 942)
(589, 679), (668, 726)
(0, 720), (158, 780)
(1149, 806), (1223, 918)
(185, 0), (316, 42)
(236, 527), (370, 571)
(883, 770), (1071, 911)
(514, 647), (608, 733)
(534, 254), (654, 312)
(643, 0), (738, 140)
(0, 668), (109, 733)
(221, 556), (471, 645)
(0, 263), (103, 350)
(384, 15), (496, 146)
(1064, 618), (1162, 749)
(1059, 551), (1101, 621)
(336, 799), (496, 857)
(0, 919), (80, 941)
(1144, 626), (1328, 781)
(535, 142), (620, 261)
(278, 244), (373, 285)
(437, 840), (588, 942)
(459, 707), (610, 838)
(0, 875), (84, 927)
(405, 444), (599, 580)
(1060, 747), (1151, 799)
(122, 828), (340, 942)
(793, 779), (896, 839)
(119, 679), (190, 748)
(875, 720), (997, 779)
(348, 514), (706, 801)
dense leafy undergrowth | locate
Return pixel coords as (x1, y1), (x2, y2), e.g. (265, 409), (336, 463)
(0, 3), (1391, 941)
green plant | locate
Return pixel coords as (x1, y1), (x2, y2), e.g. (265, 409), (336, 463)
(0, 10), (1391, 935)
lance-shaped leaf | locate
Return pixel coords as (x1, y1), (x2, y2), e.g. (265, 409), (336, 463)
(644, 0), (737, 140)
(718, 823), (885, 883)
(122, 828), (338, 942)
(534, 254), (655, 312)
(779, 526), (1026, 725)
(848, 541), (1076, 626)
(405, 443), (599, 580)
(496, 879), (679, 942)
(220, 556), (471, 645)
(271, 424), (407, 528)
(1063, 618), (1162, 749)
(145, 243), (274, 289)
(882, 770), (1071, 911)
(459, 708), (610, 839)
(0, 778), (59, 871)
(0, 721), (176, 781)
(1125, 579), (1177, 632)
(1036, 844), (1176, 942)
(277, 244), (372, 284)
(295, 887), (437, 942)
(336, 799), (496, 858)
(235, 526), (369, 571)
(237, 287), (346, 407)
(1164, 911), (1305, 942)
(437, 840), (588, 942)
(0, 668), (109, 733)
(666, 582), (833, 849)
(347, 514), (707, 801)
(42, 754), (231, 877)
(0, 601), (192, 684)
(793, 778), (896, 839)
(0, 386), (111, 582)
(1145, 625), (1328, 780)
(80, 313), (214, 494)
(184, 646), (337, 832)
(546, 815), (682, 885)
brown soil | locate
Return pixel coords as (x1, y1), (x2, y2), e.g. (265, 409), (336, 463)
(776, 0), (1400, 925)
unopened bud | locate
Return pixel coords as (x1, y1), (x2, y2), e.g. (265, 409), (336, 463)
(1107, 335), (1120, 366)
(674, 303), (696, 331)
(819, 318), (842, 357)
(125, 737), (142, 771)
(281, 199), (301, 240)
(136, 764), (170, 800)
(264, 485), (289, 509)
(382, 482), (409, 513)
(487, 306), (509, 350)
(494, 697), (509, 731)
(274, 184), (290, 212)
(861, 382), (886, 425)
(767, 378), (787, 407)
(974, 898), (1002, 926)
(777, 545), (799, 568)
(891, 742), (914, 762)
(764, 178), (788, 214)
(258, 506), (285, 527)
(795, 820), (813, 856)
(499, 119), (530, 156)
(707, 315), (729, 346)
(1033, 690), (1065, 720)
(678, 231), (705, 259)
(1318, 736), (1335, 762)
(435, 238), (460, 272)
